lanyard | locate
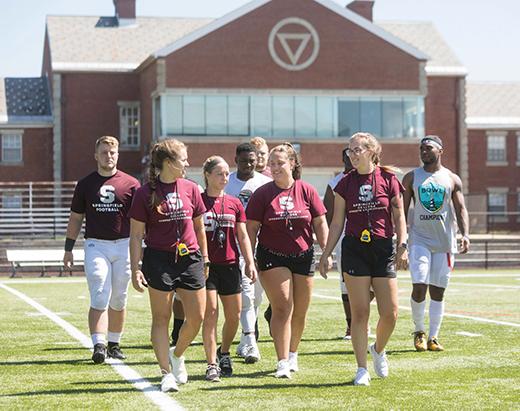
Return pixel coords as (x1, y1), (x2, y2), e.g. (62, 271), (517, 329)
(209, 194), (226, 247)
(281, 185), (294, 231)
(157, 181), (182, 246)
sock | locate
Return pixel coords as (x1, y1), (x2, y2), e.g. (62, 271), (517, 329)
(107, 331), (122, 344)
(410, 298), (426, 332)
(347, 318), (352, 328)
(171, 318), (184, 345)
(92, 333), (106, 346)
(244, 332), (255, 345)
(429, 300), (445, 338)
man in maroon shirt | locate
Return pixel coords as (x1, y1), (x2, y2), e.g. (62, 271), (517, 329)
(63, 136), (140, 364)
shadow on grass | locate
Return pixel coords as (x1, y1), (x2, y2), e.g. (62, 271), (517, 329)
(0, 359), (90, 366)
(1, 387), (143, 397)
(199, 380), (356, 390)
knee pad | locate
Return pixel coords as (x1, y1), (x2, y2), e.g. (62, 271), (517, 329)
(90, 289), (110, 311)
(241, 288), (254, 310)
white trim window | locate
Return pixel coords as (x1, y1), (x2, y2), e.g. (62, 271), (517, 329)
(118, 102), (140, 148)
(486, 134), (506, 163)
(1, 132), (23, 163)
(487, 189), (508, 223)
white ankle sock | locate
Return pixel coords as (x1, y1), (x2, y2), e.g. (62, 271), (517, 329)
(429, 300), (445, 338)
(92, 333), (106, 346)
(107, 331), (122, 344)
(410, 298), (426, 332)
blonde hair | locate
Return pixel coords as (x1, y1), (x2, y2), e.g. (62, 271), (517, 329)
(202, 155), (227, 187)
(250, 136), (267, 150)
(349, 132), (400, 174)
(148, 138), (187, 208)
(95, 136), (119, 150)
(269, 142), (302, 180)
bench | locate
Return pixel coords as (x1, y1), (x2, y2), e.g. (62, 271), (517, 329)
(6, 249), (85, 278)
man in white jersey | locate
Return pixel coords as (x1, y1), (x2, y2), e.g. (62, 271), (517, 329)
(64, 136), (140, 363)
(402, 135), (470, 352)
(225, 142), (271, 363)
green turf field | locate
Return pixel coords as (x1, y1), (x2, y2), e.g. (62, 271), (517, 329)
(1, 269), (519, 410)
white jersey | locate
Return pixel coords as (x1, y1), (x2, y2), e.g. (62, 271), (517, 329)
(409, 167), (458, 253)
(225, 171), (271, 209)
(327, 171), (347, 191)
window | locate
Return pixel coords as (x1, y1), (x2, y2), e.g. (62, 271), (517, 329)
(1, 132), (23, 163)
(2, 192), (22, 208)
(488, 190), (508, 223)
(119, 102), (140, 147)
(487, 134), (506, 162)
(159, 93), (423, 139)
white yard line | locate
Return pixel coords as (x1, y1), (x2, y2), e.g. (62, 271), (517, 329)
(0, 283), (184, 411)
(312, 292), (520, 328)
(456, 331), (483, 337)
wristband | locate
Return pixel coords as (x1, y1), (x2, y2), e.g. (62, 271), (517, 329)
(65, 238), (76, 252)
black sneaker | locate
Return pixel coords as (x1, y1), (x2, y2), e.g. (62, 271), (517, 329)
(219, 353), (233, 377)
(107, 343), (126, 360)
(264, 304), (272, 337)
(205, 363), (221, 382)
(92, 343), (107, 364)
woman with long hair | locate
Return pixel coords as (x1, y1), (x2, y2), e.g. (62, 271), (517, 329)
(129, 138), (208, 392)
(246, 143), (330, 379)
(201, 156), (257, 381)
(319, 132), (408, 386)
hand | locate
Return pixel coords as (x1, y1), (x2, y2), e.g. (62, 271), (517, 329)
(459, 236), (470, 254)
(63, 251), (74, 269)
(245, 263), (257, 284)
(395, 247), (409, 271)
(318, 253), (330, 279)
(132, 270), (148, 292)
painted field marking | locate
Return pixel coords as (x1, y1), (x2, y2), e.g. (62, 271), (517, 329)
(0, 283), (184, 411)
(456, 331), (483, 337)
(312, 292), (520, 328)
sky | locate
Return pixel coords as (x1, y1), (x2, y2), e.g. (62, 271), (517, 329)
(0, 0), (519, 82)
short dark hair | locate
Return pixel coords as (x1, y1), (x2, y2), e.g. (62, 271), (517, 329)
(421, 135), (443, 148)
(235, 143), (256, 156)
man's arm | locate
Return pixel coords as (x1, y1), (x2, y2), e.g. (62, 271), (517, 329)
(401, 171), (414, 223)
(452, 173), (470, 254)
(63, 211), (84, 268)
(323, 185), (335, 226)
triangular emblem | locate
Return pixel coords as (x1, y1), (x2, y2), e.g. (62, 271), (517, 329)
(276, 33), (311, 65)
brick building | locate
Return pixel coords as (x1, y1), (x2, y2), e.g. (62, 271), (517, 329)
(0, 0), (518, 230)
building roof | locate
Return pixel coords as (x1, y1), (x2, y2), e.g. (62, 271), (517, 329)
(46, 6), (462, 75)
(0, 78), (53, 126)
(466, 82), (520, 129)
(46, 16), (212, 72)
(377, 21), (466, 76)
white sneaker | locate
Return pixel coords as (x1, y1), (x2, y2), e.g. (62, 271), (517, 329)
(288, 352), (299, 372)
(354, 367), (371, 386)
(275, 359), (291, 379)
(160, 372), (179, 392)
(369, 342), (389, 378)
(244, 344), (260, 364)
(169, 347), (188, 384)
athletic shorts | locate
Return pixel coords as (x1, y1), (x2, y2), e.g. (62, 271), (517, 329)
(141, 247), (205, 292)
(341, 236), (396, 278)
(206, 263), (242, 295)
(409, 244), (454, 289)
(256, 244), (315, 276)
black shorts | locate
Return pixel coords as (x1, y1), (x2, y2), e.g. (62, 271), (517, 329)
(141, 247), (205, 292)
(206, 263), (242, 295)
(256, 244), (315, 276)
(341, 236), (396, 278)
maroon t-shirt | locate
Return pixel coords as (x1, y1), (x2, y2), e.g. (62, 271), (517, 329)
(334, 166), (404, 239)
(128, 179), (206, 252)
(246, 180), (326, 255)
(202, 193), (246, 265)
(70, 170), (140, 240)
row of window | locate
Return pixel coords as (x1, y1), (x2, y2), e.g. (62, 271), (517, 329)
(157, 94), (425, 139)
(486, 134), (520, 163)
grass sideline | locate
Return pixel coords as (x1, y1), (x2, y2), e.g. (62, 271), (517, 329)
(1, 269), (519, 410)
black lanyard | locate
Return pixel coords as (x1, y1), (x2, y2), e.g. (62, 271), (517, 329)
(281, 185), (294, 231)
(355, 168), (377, 234)
(157, 181), (182, 245)
(209, 194), (226, 247)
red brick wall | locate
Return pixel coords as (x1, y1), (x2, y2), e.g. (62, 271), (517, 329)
(0, 128), (53, 181)
(61, 72), (141, 181)
(468, 129), (519, 193)
(424, 76), (460, 172)
(164, 0), (422, 90)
